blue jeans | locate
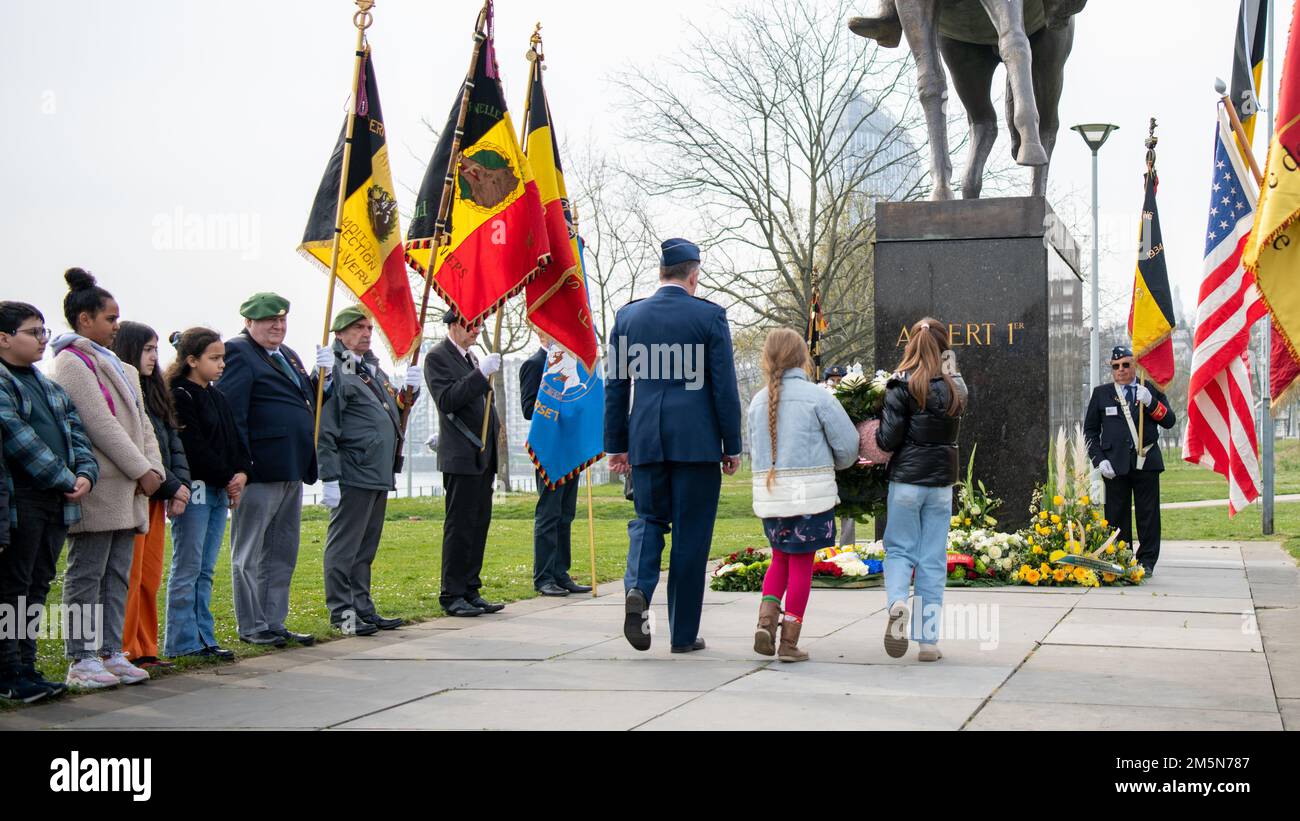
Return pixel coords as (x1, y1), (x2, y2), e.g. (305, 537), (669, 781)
(164, 484), (228, 657)
(883, 481), (952, 644)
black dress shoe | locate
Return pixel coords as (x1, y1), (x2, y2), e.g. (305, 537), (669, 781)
(362, 614), (404, 630)
(671, 637), (707, 654)
(332, 619), (379, 636)
(445, 598), (486, 617)
(537, 582), (570, 597)
(240, 631), (287, 647)
(467, 596), (505, 613)
(199, 646), (235, 659)
(624, 589), (651, 651)
(558, 578), (593, 594)
(272, 628), (316, 646)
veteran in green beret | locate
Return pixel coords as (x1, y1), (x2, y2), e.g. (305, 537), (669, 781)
(216, 292), (335, 647)
(316, 306), (422, 635)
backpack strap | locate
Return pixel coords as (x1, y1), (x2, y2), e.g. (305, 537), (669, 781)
(66, 348), (116, 417)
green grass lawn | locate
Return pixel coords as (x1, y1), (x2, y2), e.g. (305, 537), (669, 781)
(13, 470), (772, 695)
(8, 444), (1299, 706)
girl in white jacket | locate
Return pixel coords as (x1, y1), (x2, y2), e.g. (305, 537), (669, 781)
(747, 328), (859, 661)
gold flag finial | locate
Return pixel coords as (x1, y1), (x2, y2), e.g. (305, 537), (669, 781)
(353, 0), (375, 30)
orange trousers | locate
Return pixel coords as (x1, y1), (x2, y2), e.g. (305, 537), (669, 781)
(123, 500), (166, 661)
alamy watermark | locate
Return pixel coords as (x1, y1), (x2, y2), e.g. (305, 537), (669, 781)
(0, 598), (104, 651)
(151, 206), (261, 260)
(604, 336), (706, 390)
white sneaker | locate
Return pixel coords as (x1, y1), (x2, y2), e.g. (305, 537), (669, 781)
(66, 658), (121, 690)
(100, 652), (150, 685)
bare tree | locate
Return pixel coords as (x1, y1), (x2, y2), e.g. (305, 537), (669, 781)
(567, 141), (659, 346)
(613, 0), (929, 367)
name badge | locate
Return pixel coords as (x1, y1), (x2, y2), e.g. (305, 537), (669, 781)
(1105, 406), (1119, 416)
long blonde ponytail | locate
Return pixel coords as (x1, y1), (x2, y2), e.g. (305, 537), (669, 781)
(761, 328), (813, 490)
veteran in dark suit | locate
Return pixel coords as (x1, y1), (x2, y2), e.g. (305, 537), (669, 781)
(423, 309), (505, 617)
(605, 238), (744, 653)
(520, 329), (592, 598)
(219, 292), (333, 646)
(1083, 345), (1177, 576)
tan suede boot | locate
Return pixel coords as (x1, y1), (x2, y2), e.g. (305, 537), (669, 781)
(777, 618), (809, 663)
(754, 598), (781, 656)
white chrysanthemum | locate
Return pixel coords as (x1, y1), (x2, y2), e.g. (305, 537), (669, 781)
(988, 545), (1002, 560)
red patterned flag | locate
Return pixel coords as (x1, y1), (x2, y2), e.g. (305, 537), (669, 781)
(1184, 106), (1267, 516)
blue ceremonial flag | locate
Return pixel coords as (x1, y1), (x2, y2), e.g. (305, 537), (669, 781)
(525, 237), (605, 488)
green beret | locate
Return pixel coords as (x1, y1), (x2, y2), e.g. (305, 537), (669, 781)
(331, 305), (369, 332)
(240, 292), (290, 320)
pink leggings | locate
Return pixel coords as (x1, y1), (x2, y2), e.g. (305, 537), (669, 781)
(761, 549), (815, 620)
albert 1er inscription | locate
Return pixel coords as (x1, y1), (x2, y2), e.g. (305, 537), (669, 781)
(873, 196), (1085, 530)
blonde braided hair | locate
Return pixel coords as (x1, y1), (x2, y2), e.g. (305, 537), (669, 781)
(761, 328), (813, 491)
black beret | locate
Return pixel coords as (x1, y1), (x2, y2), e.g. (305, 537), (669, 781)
(1110, 345), (1134, 361)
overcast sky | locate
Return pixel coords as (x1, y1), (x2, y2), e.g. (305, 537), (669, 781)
(2, 0), (1289, 370)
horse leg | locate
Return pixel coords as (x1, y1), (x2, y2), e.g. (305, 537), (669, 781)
(1026, 18), (1074, 196)
(940, 36), (1001, 199)
(897, 0), (953, 199)
(978, 0), (1047, 167)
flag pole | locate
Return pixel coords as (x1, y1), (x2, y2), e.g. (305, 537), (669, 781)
(401, 0), (492, 435)
(586, 468), (598, 597)
(480, 310), (502, 451)
(314, 0), (375, 446)
(1217, 88), (1265, 185)
(1263, 0), (1277, 536)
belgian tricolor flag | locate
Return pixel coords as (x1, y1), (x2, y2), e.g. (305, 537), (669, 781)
(299, 48), (420, 359)
(1231, 0), (1269, 145)
(405, 12), (550, 330)
(522, 46), (598, 369)
(1129, 167), (1176, 389)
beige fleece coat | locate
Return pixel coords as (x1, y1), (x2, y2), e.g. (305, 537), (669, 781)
(51, 338), (163, 534)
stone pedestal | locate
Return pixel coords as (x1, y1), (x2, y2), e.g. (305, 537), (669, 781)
(873, 196), (1085, 531)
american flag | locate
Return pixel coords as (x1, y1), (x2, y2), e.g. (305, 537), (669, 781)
(1182, 106), (1268, 516)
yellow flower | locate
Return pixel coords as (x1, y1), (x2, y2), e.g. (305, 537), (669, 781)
(1032, 545), (1043, 555)
(1052, 495), (1064, 507)
(1052, 568), (1067, 583)
(1128, 558), (1137, 567)
(1025, 569), (1041, 585)
(1091, 510), (1100, 520)
(1071, 544), (1082, 555)
(1105, 545), (1116, 555)
(1055, 523), (1062, 532)
(950, 516), (961, 527)
(1079, 495), (1090, 506)
(1026, 536), (1035, 546)
(1050, 514), (1061, 524)
(1103, 572), (1117, 583)
(1073, 567), (1088, 581)
(1049, 549), (1066, 563)
(1039, 511), (1049, 521)
(1085, 524), (1092, 532)
(1039, 563), (1052, 576)
(964, 517), (972, 525)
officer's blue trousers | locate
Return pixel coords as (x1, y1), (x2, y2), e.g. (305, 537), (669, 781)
(624, 461), (721, 648)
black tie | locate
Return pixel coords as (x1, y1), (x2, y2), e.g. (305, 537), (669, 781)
(1125, 384), (1135, 405)
(465, 351), (476, 370)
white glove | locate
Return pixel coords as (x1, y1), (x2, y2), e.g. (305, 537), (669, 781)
(478, 352), (502, 377)
(1134, 383), (1153, 407)
(425, 432), (439, 452)
(1099, 460), (1116, 480)
(404, 366), (423, 390)
(314, 345), (334, 374)
(322, 480), (341, 509)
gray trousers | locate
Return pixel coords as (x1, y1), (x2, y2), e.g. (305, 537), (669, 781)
(323, 486), (387, 623)
(62, 529), (136, 660)
(229, 481), (302, 637)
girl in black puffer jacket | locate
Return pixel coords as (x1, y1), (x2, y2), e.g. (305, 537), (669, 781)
(874, 317), (968, 662)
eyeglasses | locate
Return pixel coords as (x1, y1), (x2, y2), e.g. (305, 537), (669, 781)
(12, 327), (51, 342)
(1112, 362), (1133, 370)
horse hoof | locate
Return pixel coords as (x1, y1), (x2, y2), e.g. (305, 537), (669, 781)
(1016, 143), (1049, 167)
(930, 186), (955, 202)
(847, 15), (902, 48)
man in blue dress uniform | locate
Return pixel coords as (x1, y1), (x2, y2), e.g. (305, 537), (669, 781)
(604, 238), (743, 653)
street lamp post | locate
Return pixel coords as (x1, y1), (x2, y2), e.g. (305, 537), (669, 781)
(1071, 123), (1120, 390)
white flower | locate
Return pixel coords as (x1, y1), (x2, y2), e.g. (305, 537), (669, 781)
(999, 558), (1013, 571)
(988, 545), (1002, 561)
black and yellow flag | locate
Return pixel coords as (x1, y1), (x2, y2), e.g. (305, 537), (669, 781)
(807, 286), (827, 372)
(1129, 168), (1176, 388)
(299, 48), (419, 358)
(1232, 0), (1270, 144)
(405, 3), (550, 330)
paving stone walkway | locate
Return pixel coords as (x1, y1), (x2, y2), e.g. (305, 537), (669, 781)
(3, 540), (1297, 731)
